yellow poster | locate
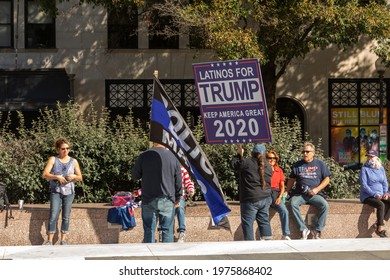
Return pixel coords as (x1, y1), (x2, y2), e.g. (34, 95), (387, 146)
(360, 108), (387, 125)
(331, 108), (387, 126)
(330, 108), (358, 126)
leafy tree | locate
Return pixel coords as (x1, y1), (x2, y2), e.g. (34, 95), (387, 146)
(374, 37), (390, 67)
(38, 0), (389, 113)
(152, 0), (390, 116)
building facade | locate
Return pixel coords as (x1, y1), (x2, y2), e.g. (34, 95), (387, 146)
(0, 0), (388, 163)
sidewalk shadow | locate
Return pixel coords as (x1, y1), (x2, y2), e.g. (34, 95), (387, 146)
(83, 204), (121, 244)
(356, 204), (376, 238)
(27, 206), (52, 245)
(27, 204), (123, 245)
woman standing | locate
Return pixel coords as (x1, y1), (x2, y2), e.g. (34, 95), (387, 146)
(266, 150), (291, 240)
(230, 143), (273, 240)
(360, 149), (390, 238)
(42, 137), (83, 245)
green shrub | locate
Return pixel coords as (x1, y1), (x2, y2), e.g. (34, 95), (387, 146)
(194, 112), (360, 200)
(265, 113), (360, 199)
(0, 104), (360, 204)
(0, 102), (149, 204)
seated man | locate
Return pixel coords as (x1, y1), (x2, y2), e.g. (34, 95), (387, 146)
(285, 142), (331, 240)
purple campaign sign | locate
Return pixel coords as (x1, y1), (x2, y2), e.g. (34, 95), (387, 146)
(192, 58), (272, 144)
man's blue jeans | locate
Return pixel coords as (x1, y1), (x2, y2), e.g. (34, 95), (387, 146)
(175, 197), (186, 233)
(48, 192), (75, 234)
(271, 202), (290, 236)
(240, 197), (272, 240)
(290, 194), (329, 232)
(142, 197), (175, 243)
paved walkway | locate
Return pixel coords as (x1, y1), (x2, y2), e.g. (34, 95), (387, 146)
(1, 238), (390, 260)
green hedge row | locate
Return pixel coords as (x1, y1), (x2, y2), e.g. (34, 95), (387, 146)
(0, 103), (361, 204)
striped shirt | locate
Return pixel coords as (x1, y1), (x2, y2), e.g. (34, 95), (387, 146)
(181, 166), (195, 198)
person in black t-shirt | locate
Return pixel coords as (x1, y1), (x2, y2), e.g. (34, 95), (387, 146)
(132, 143), (182, 243)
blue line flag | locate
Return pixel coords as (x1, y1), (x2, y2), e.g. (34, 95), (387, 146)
(150, 77), (231, 229)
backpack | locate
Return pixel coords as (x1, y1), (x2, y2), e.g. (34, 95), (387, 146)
(0, 182), (13, 227)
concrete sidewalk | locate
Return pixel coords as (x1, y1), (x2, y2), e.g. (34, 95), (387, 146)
(1, 238), (390, 260)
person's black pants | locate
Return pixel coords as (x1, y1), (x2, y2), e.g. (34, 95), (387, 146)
(363, 197), (390, 227)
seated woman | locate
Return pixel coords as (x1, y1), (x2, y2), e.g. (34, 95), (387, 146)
(266, 149), (291, 240)
(360, 150), (390, 238)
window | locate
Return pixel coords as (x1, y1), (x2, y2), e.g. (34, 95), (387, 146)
(276, 97), (305, 138)
(0, 69), (70, 132)
(148, 11), (178, 49)
(0, 0), (12, 48)
(25, 0), (55, 48)
(0, 69), (70, 109)
(105, 79), (199, 127)
(328, 78), (389, 169)
(189, 27), (208, 49)
(107, 4), (138, 49)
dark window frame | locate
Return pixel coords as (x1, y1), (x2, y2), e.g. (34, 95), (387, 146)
(148, 11), (179, 49)
(328, 78), (389, 167)
(107, 4), (138, 49)
(0, 68), (70, 111)
(24, 0), (55, 49)
(105, 79), (199, 127)
(0, 0), (13, 48)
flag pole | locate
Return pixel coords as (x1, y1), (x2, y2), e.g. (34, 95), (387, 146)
(150, 69), (159, 149)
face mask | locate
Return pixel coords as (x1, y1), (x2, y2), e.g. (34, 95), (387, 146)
(366, 157), (381, 169)
(367, 159), (375, 168)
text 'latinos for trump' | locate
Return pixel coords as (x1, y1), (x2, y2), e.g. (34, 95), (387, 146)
(193, 59), (272, 144)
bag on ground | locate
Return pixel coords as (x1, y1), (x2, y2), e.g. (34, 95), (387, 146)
(107, 203), (136, 230)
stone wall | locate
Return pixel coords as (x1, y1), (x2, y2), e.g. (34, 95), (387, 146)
(0, 200), (383, 246)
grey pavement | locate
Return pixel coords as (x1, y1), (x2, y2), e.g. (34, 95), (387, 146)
(1, 238), (390, 260)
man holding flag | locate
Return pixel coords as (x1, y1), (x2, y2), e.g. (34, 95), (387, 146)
(131, 142), (182, 243)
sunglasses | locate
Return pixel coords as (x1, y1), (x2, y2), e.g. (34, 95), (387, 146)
(267, 157), (277, 160)
(61, 147), (70, 151)
(302, 150), (312, 154)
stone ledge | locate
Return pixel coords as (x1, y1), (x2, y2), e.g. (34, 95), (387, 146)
(0, 199), (382, 246)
